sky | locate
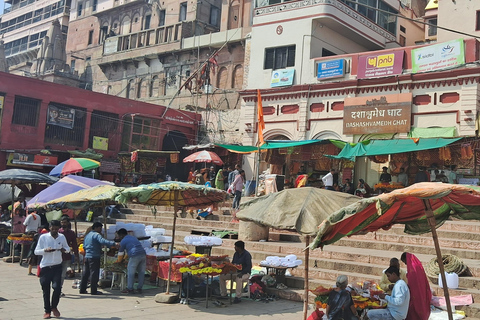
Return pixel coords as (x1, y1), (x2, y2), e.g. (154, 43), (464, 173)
(0, 0), (4, 15)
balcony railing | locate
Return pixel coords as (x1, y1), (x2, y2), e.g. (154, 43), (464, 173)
(103, 22), (183, 55)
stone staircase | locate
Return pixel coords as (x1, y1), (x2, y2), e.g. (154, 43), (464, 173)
(109, 201), (480, 318)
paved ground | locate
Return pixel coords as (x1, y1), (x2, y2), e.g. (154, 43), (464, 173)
(0, 260), (304, 320)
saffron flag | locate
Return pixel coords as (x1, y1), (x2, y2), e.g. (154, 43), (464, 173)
(257, 89), (265, 146)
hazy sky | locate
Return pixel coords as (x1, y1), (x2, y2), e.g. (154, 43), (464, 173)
(0, 0), (4, 15)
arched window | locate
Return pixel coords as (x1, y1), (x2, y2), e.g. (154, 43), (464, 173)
(131, 12), (142, 33)
(217, 67), (228, 89)
(232, 64), (243, 89)
(121, 15), (131, 35)
(126, 79), (135, 99)
(137, 79), (143, 98)
(150, 76), (160, 97)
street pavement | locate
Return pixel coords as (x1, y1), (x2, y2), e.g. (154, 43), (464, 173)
(0, 260), (304, 320)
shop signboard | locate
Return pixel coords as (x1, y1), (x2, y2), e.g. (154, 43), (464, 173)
(411, 38), (465, 73)
(11, 153), (57, 167)
(357, 51), (404, 79)
(47, 104), (75, 129)
(270, 68), (295, 87)
(317, 59), (345, 80)
(34, 155), (58, 166)
(100, 160), (121, 173)
(93, 136), (109, 151)
(343, 93), (412, 135)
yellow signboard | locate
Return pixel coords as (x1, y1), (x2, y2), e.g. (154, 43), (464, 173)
(93, 136), (108, 151)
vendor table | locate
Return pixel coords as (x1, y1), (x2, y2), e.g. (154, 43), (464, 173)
(259, 264), (297, 285)
(184, 271), (236, 308)
(7, 235), (33, 265)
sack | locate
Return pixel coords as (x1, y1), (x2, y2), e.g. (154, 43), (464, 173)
(227, 184), (234, 194)
(261, 275), (276, 287)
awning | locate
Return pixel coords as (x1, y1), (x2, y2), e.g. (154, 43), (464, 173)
(407, 127), (456, 138)
(328, 138), (462, 160)
(216, 139), (325, 153)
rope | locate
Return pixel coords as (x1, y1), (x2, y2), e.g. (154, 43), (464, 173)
(425, 254), (468, 278)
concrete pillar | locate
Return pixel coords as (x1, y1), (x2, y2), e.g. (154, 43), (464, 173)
(238, 220), (269, 241)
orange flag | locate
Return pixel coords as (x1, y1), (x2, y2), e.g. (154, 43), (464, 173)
(257, 89), (265, 146)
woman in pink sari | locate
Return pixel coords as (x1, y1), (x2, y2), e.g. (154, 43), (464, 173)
(401, 252), (432, 320)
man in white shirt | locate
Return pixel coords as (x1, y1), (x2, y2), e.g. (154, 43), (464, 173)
(24, 208), (41, 233)
(322, 169), (335, 191)
(35, 220), (70, 319)
(367, 266), (410, 320)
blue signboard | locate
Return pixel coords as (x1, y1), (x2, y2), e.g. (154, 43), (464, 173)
(317, 59), (345, 80)
(271, 68), (295, 88)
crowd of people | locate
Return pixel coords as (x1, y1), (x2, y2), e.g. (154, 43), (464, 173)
(326, 252), (431, 320)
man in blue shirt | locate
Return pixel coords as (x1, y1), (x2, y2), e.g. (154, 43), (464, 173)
(367, 266), (410, 320)
(219, 240), (252, 303)
(79, 222), (116, 295)
(116, 228), (147, 294)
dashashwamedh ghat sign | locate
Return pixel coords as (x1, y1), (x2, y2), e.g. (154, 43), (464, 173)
(343, 93), (412, 135)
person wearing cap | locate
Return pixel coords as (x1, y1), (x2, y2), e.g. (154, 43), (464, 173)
(79, 222), (116, 295)
(379, 166), (392, 184)
(24, 208), (41, 234)
(34, 220), (70, 319)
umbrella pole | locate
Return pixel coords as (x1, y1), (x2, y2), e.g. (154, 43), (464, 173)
(166, 190), (179, 294)
(102, 203), (107, 280)
(303, 236), (310, 320)
(73, 211), (81, 273)
(424, 200), (453, 320)
(10, 183), (14, 263)
(255, 146), (261, 197)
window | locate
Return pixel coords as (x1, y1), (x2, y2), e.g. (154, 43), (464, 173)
(44, 104), (86, 147)
(159, 10), (166, 26)
(264, 45), (295, 69)
(12, 96), (40, 127)
(477, 11), (480, 31)
(92, 0), (97, 11)
(358, 0), (377, 21)
(428, 18), (437, 37)
(210, 6), (220, 26)
(179, 2), (187, 21)
(77, 2), (82, 16)
(88, 110), (118, 150)
(70, 59), (76, 72)
(144, 14), (151, 29)
(99, 26), (108, 43)
(88, 30), (93, 45)
(399, 35), (406, 47)
(400, 25), (406, 33)
(121, 116), (160, 151)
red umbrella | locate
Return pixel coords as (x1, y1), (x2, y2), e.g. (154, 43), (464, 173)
(183, 150), (223, 165)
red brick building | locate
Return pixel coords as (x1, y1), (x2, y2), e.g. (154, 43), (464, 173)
(0, 72), (200, 181)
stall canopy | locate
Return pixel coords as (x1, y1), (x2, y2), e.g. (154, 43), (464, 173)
(215, 139), (325, 154)
(327, 137), (461, 160)
(407, 127), (457, 138)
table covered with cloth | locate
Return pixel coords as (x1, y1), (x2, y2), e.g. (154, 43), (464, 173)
(158, 260), (183, 282)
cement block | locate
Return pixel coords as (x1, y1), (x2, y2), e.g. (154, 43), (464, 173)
(154, 292), (178, 304)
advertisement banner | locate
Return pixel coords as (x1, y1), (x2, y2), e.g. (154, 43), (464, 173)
(343, 93), (412, 135)
(357, 51), (404, 79)
(317, 59), (345, 80)
(34, 155), (58, 166)
(271, 68), (295, 87)
(47, 104), (75, 129)
(93, 136), (109, 151)
(411, 39), (465, 73)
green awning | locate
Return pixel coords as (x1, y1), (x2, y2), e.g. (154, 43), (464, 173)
(407, 127), (457, 138)
(215, 139), (324, 153)
(328, 138), (462, 160)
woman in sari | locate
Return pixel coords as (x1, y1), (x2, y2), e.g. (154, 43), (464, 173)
(401, 252), (432, 320)
(215, 168), (225, 190)
(326, 275), (358, 320)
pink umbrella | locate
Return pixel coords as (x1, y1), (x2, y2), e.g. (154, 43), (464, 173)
(183, 150), (224, 165)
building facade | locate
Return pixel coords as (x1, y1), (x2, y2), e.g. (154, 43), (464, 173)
(0, 71), (200, 180)
(65, 0), (252, 145)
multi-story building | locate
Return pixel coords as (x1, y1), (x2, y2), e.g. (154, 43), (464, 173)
(65, 0), (253, 145)
(0, 0), (71, 74)
(237, 0), (479, 182)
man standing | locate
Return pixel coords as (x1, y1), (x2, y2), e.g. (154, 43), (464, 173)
(397, 168), (408, 187)
(232, 170), (245, 210)
(379, 166), (392, 184)
(24, 208), (41, 233)
(34, 220), (70, 319)
(228, 164), (241, 187)
(208, 166), (216, 188)
(115, 228), (147, 294)
(322, 169), (335, 190)
(79, 222), (116, 295)
(367, 266), (410, 320)
(379, 258), (408, 295)
(219, 241), (252, 303)
(448, 165), (458, 184)
(59, 217), (78, 296)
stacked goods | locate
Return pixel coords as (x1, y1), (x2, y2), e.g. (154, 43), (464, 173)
(184, 235), (222, 246)
(310, 285), (332, 309)
(176, 253), (241, 275)
(260, 255), (302, 268)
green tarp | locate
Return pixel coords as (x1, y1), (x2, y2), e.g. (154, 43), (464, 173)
(408, 127), (457, 138)
(215, 139), (324, 153)
(328, 138), (461, 160)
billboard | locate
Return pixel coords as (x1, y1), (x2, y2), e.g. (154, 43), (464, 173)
(343, 93), (412, 135)
(317, 59), (345, 80)
(411, 39), (465, 73)
(47, 104), (75, 129)
(271, 68), (295, 87)
(357, 51), (404, 79)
